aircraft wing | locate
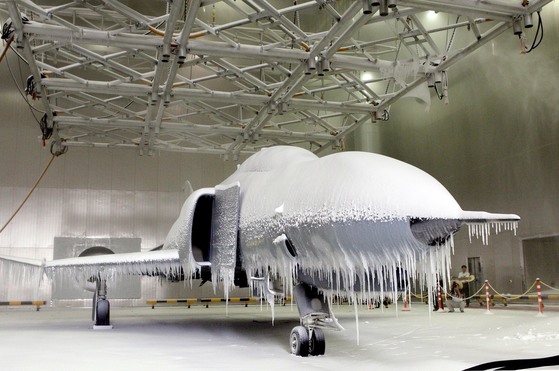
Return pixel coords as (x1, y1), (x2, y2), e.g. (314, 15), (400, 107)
(0, 249), (184, 280)
(410, 210), (519, 246)
(461, 210), (520, 244)
(461, 210), (520, 223)
(0, 255), (45, 268)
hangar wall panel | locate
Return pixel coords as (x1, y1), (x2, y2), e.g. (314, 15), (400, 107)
(354, 4), (559, 293)
(0, 51), (242, 301)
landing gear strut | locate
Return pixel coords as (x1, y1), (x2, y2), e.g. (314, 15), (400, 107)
(290, 283), (341, 356)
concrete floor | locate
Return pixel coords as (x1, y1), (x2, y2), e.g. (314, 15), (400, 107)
(1, 303), (558, 370)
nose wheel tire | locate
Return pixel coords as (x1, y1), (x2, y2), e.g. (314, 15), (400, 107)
(290, 326), (309, 357)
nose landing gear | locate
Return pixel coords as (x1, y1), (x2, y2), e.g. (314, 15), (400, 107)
(290, 323), (328, 357)
(289, 283), (341, 356)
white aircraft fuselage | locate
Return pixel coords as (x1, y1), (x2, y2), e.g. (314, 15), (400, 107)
(163, 146), (517, 294)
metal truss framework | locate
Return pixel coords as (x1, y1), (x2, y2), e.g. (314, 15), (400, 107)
(0, 0), (552, 157)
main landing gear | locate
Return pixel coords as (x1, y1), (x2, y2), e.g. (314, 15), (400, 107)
(290, 283), (342, 357)
(89, 278), (112, 329)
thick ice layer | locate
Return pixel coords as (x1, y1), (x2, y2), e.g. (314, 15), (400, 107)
(224, 147), (518, 301)
(210, 184), (240, 297)
(162, 187), (216, 283)
(225, 147), (465, 221)
(0, 146), (520, 314)
(0, 257), (45, 300)
(467, 221), (518, 245)
(240, 213), (458, 308)
(43, 250), (182, 282)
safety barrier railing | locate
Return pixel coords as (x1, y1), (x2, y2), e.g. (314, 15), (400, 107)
(410, 278), (559, 314)
(5, 279), (559, 314)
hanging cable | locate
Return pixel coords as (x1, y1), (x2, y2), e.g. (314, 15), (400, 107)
(0, 154), (59, 236)
(211, 4), (216, 27)
(50, 138), (68, 157)
(39, 113), (54, 146)
(0, 36), (13, 65)
(4, 50), (45, 127)
(446, 16), (460, 53)
(1, 18), (15, 43)
(433, 71), (448, 101)
(524, 11), (543, 53)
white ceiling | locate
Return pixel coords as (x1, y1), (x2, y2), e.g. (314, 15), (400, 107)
(0, 0), (552, 157)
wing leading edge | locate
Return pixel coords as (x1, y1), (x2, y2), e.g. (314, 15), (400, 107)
(410, 211), (520, 246)
(461, 210), (520, 223)
(461, 210), (520, 245)
(0, 249), (183, 280)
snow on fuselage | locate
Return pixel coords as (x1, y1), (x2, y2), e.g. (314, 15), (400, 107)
(221, 146), (464, 291)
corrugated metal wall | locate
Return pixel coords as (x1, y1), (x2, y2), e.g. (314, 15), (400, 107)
(0, 145), (248, 302)
(0, 53), (248, 302)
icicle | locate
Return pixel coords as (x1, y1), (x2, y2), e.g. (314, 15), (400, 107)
(353, 294), (360, 346)
(268, 291), (275, 326)
(224, 275), (230, 318)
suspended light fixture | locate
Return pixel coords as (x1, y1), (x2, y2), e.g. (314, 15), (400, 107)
(161, 44), (171, 63)
(512, 18), (523, 35)
(305, 56), (317, 75)
(362, 0), (373, 14)
(321, 59), (331, 72)
(524, 13), (534, 28)
(317, 61), (324, 77)
(177, 46), (187, 64)
(379, 0), (389, 16)
(307, 57), (317, 70)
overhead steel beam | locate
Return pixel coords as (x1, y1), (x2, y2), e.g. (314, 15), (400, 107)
(41, 78), (377, 113)
(399, 0), (551, 20)
(435, 21), (511, 72)
(3, 0), (554, 157)
(53, 116), (337, 141)
(141, 0), (186, 153)
(6, 2), (53, 122)
(20, 23), (436, 74)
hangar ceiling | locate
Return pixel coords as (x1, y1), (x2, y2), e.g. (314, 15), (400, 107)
(0, 0), (552, 157)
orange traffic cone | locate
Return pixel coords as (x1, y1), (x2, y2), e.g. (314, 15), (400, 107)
(401, 297), (411, 312)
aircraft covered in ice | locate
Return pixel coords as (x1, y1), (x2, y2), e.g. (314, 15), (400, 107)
(0, 146), (519, 356)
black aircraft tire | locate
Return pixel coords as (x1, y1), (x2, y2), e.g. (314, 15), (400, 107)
(290, 326), (309, 357)
(91, 291), (97, 322)
(310, 328), (326, 356)
(95, 299), (110, 326)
